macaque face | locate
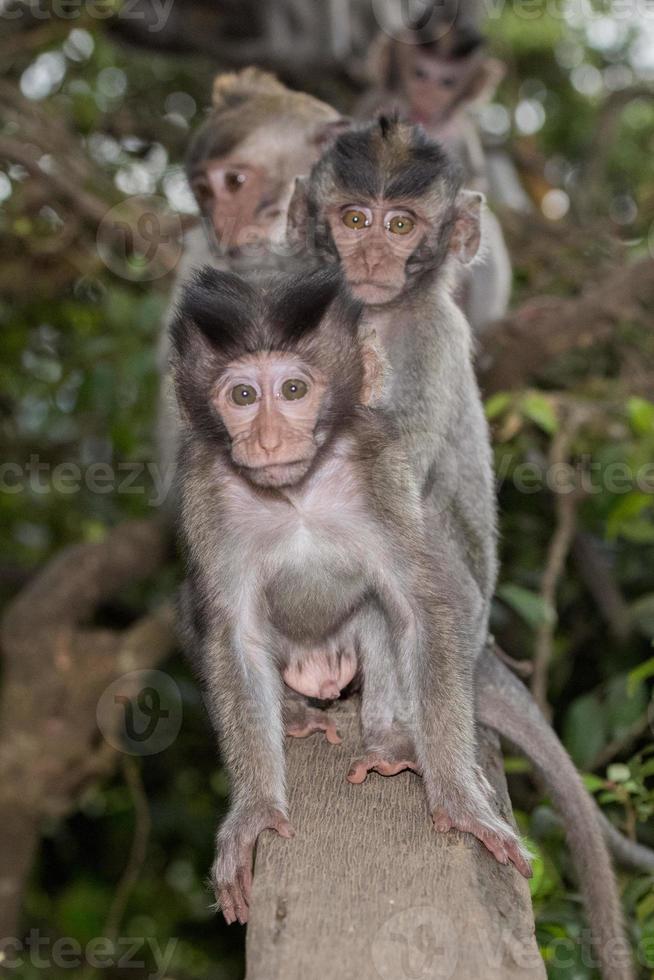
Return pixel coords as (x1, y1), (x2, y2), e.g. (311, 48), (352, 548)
(398, 48), (469, 126)
(214, 353), (328, 488)
(192, 121), (331, 255)
(327, 201), (426, 305)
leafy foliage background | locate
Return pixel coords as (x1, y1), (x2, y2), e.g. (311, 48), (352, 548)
(1, 2), (653, 977)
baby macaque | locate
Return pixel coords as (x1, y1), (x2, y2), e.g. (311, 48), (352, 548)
(357, 23), (502, 190)
(172, 265), (530, 925)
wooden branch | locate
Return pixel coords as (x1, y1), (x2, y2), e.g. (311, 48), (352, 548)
(478, 258), (654, 395)
(246, 699), (545, 980)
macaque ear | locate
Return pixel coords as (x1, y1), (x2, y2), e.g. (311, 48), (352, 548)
(314, 117), (352, 150)
(358, 331), (388, 407)
(468, 58), (505, 105)
(450, 190), (484, 265)
(286, 176), (310, 248)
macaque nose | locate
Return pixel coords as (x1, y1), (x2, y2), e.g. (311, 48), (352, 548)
(363, 246), (385, 278)
(255, 410), (282, 454)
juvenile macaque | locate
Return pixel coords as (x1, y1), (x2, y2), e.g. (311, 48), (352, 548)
(356, 27), (512, 332)
(172, 265), (530, 924)
(187, 68), (346, 256)
(158, 68), (348, 486)
(289, 118), (634, 980)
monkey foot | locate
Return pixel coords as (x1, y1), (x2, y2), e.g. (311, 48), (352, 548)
(284, 699), (342, 745)
(431, 804), (532, 879)
(212, 804), (295, 925)
(347, 732), (420, 784)
(286, 709), (342, 745)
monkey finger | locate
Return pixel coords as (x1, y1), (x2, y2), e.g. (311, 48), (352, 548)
(229, 880), (249, 925)
(346, 758), (372, 784)
(323, 722), (342, 745)
(504, 841), (533, 880)
(270, 815), (295, 839)
(218, 886), (238, 925)
(237, 864), (253, 906)
(431, 806), (454, 834)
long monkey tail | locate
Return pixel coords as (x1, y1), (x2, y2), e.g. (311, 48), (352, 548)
(476, 650), (635, 980)
(598, 812), (654, 873)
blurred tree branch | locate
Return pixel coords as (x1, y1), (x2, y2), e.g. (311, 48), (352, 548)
(478, 257), (654, 395)
(0, 519), (176, 944)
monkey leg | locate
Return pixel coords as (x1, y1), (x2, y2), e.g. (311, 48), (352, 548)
(388, 583), (532, 879)
(283, 690), (342, 744)
(349, 605), (420, 781)
(212, 803), (294, 925)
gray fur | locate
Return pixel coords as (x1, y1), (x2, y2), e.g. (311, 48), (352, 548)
(300, 119), (637, 979)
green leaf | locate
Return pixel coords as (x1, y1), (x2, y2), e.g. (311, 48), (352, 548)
(619, 519), (654, 545)
(521, 393), (559, 435)
(497, 583), (556, 630)
(630, 595), (654, 639)
(606, 763), (631, 783)
(628, 656), (654, 695)
(485, 392), (512, 421)
(627, 396), (654, 435)
(606, 492), (652, 540)
(582, 774), (607, 793)
(605, 674), (648, 738)
(563, 693), (607, 769)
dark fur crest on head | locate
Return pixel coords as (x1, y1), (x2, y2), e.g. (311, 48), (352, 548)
(171, 266), (365, 446)
(302, 117), (464, 289)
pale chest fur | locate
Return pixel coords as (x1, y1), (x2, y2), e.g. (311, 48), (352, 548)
(215, 447), (389, 642)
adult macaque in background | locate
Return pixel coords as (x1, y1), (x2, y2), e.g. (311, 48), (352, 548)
(157, 68), (348, 486)
(356, 24), (513, 332)
(172, 265), (530, 925)
(287, 118), (634, 980)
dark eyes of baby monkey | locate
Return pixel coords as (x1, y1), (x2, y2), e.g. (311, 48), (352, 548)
(171, 265), (529, 925)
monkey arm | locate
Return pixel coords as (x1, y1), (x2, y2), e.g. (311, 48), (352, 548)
(196, 613), (291, 924)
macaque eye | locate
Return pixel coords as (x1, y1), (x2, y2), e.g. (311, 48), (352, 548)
(414, 67), (429, 80)
(281, 379), (308, 401)
(342, 209), (370, 231)
(386, 215), (415, 236)
(231, 384), (257, 406)
(225, 171), (247, 193)
(192, 176), (212, 203)
(440, 77), (457, 88)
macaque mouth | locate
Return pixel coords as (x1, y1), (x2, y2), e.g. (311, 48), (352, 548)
(243, 458), (314, 487)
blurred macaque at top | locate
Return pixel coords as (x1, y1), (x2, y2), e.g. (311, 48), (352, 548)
(356, 19), (505, 193)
